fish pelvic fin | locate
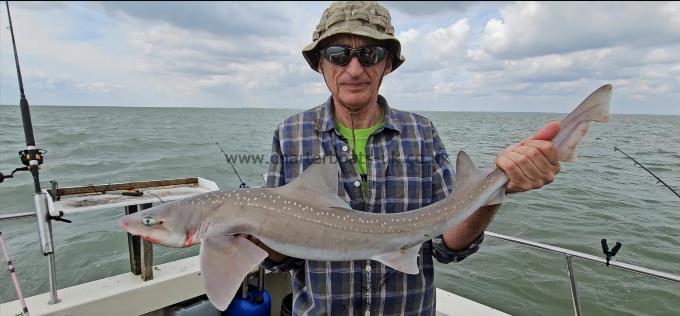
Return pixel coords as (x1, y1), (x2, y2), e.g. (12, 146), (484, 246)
(199, 234), (268, 311)
(274, 160), (351, 209)
(554, 84), (612, 162)
(372, 243), (422, 274)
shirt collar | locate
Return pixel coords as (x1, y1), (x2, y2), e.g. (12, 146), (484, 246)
(315, 95), (402, 134)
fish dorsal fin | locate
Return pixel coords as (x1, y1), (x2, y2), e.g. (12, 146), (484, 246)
(372, 243), (422, 275)
(454, 151), (485, 185)
(452, 151), (506, 205)
(274, 161), (351, 209)
(199, 234), (268, 311)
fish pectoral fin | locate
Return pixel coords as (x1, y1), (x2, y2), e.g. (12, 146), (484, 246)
(372, 244), (421, 275)
(199, 234), (268, 311)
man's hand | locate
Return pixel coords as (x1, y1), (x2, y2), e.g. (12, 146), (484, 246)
(496, 121), (561, 193)
(235, 234), (289, 263)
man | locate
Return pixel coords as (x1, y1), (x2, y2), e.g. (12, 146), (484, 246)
(251, 1), (560, 315)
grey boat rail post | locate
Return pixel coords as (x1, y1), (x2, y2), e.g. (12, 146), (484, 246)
(484, 231), (680, 316)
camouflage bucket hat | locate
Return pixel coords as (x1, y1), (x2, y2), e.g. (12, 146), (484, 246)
(302, 1), (405, 72)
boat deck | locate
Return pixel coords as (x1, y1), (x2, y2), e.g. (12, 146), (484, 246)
(0, 255), (509, 316)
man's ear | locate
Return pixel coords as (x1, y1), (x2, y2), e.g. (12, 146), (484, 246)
(383, 57), (393, 76)
(317, 57), (324, 74)
(384, 63), (392, 76)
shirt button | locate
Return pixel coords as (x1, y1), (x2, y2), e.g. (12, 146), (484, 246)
(353, 180), (361, 187)
(342, 145), (349, 152)
(365, 264), (371, 272)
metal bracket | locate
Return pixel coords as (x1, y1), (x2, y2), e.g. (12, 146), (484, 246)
(125, 204), (154, 281)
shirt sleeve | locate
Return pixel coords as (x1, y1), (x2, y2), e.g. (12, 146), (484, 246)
(429, 121), (484, 263)
(261, 124), (304, 272)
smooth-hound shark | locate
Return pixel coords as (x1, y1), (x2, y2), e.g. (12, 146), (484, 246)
(121, 84), (612, 311)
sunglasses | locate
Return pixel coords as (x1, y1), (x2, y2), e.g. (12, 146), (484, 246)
(318, 46), (388, 66)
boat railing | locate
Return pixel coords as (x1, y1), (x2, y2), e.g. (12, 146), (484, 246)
(1, 182), (679, 316)
(483, 231), (680, 316)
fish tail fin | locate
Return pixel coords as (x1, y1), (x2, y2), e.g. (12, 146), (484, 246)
(555, 84), (612, 162)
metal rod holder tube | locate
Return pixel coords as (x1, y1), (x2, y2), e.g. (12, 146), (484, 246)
(34, 193), (61, 304)
(47, 236), (61, 305)
(565, 255), (581, 316)
(34, 193), (53, 254)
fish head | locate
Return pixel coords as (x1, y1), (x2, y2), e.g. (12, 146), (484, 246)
(119, 201), (195, 248)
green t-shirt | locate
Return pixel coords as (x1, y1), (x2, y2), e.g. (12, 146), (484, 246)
(335, 117), (383, 179)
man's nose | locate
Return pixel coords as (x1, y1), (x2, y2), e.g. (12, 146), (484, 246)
(345, 56), (365, 77)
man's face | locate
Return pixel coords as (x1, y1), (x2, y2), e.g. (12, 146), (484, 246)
(318, 34), (392, 110)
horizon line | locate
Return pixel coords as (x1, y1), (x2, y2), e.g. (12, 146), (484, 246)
(0, 103), (677, 116)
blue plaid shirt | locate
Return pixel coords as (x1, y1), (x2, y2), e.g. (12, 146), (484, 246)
(263, 96), (484, 315)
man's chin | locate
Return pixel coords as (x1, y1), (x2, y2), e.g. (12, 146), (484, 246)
(336, 93), (374, 109)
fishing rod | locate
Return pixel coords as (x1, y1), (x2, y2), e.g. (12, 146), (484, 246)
(614, 146), (680, 199)
(3, 1), (62, 304)
(216, 142), (247, 188)
(0, 232), (30, 316)
(0, 1), (45, 187)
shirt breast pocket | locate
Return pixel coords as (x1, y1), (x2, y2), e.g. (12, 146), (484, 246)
(385, 156), (432, 211)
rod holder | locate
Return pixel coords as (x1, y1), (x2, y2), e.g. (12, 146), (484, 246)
(34, 193), (53, 254)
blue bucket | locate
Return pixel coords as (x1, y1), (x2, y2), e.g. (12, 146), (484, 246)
(222, 284), (271, 316)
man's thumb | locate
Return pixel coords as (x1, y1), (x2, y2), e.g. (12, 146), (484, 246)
(528, 121), (560, 141)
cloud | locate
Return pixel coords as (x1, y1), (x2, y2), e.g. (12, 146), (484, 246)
(481, 2), (680, 59)
(75, 82), (123, 95)
(1, 2), (678, 114)
(425, 19), (470, 62)
(386, 1), (476, 16)
(397, 18), (470, 73)
(303, 82), (327, 95)
(97, 2), (293, 37)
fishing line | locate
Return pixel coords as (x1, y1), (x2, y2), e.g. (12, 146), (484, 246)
(146, 191), (165, 204)
(613, 146), (679, 199)
(216, 142), (247, 188)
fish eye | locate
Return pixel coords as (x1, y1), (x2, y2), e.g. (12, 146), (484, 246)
(142, 217), (156, 226)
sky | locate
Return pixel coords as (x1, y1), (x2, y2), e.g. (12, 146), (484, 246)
(0, 1), (678, 114)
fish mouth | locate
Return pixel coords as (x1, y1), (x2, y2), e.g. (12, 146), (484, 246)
(119, 218), (128, 230)
(142, 235), (160, 244)
(183, 230), (194, 247)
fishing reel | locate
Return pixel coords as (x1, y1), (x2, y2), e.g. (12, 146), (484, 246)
(0, 149), (46, 183)
(19, 148), (47, 166)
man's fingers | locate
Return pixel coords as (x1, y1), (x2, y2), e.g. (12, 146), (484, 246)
(497, 144), (561, 193)
(507, 149), (546, 181)
(521, 140), (560, 166)
(497, 155), (533, 192)
(527, 121), (560, 141)
(513, 144), (559, 179)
